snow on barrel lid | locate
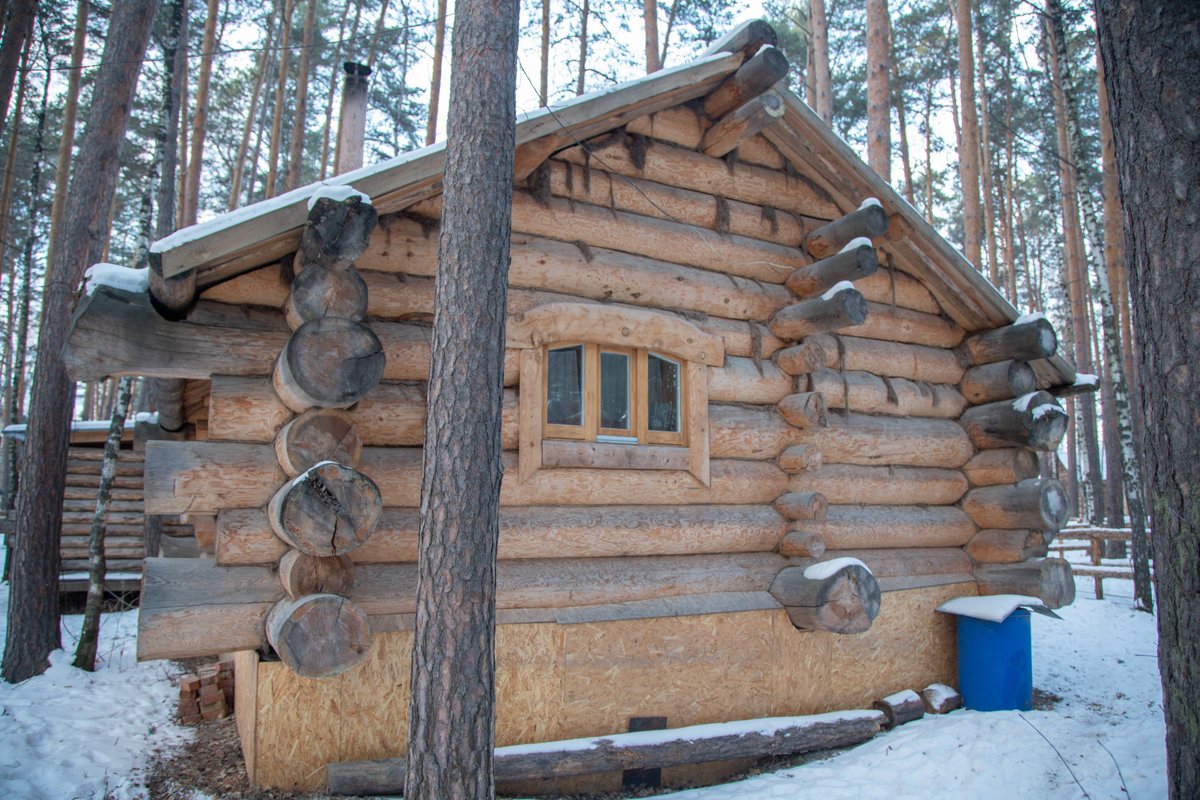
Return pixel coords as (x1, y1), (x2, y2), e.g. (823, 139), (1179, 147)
(936, 594), (1061, 623)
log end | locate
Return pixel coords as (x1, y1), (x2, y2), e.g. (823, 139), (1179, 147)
(771, 563), (881, 634)
(268, 461), (383, 556)
(266, 594), (372, 678)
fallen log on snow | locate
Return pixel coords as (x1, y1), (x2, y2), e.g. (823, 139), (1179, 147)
(326, 709), (886, 795)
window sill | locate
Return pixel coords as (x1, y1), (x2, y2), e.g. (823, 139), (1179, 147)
(541, 439), (690, 471)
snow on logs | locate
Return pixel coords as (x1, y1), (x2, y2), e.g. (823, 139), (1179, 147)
(326, 709), (887, 795)
(958, 391), (1068, 451)
(961, 316), (1057, 365)
(769, 560), (881, 633)
(802, 200), (891, 260)
(973, 558), (1076, 609)
(769, 283), (869, 340)
(871, 689), (925, 729)
(961, 478), (1070, 533)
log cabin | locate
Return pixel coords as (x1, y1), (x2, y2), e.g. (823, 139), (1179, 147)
(64, 21), (1084, 794)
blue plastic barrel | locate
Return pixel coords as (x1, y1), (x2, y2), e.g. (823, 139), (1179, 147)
(956, 608), (1033, 711)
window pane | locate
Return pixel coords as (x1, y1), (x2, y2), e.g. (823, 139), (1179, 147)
(546, 346), (584, 426)
(647, 354), (681, 433)
(600, 351), (630, 430)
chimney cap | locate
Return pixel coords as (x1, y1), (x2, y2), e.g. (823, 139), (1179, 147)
(343, 62), (372, 77)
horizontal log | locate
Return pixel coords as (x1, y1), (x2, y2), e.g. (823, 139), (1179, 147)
(803, 547), (973, 578)
(960, 359), (1037, 404)
(700, 90), (785, 157)
(961, 479), (1069, 532)
(541, 440), (690, 471)
(701, 18), (778, 58)
(361, 215), (795, 321)
(709, 357), (793, 404)
(847, 302), (964, 349)
(147, 442), (790, 513)
(218, 504), (789, 566)
(274, 409), (362, 476)
(137, 552), (788, 659)
(790, 464), (968, 505)
(777, 529), (826, 557)
(802, 334), (965, 384)
(778, 392), (827, 428)
(769, 561), (881, 633)
(556, 134), (840, 219)
(852, 266), (941, 315)
(279, 550), (356, 598)
(966, 529), (1048, 564)
(776, 444), (822, 473)
(803, 202), (890, 259)
(958, 391), (1068, 451)
(973, 558), (1075, 609)
(328, 709), (887, 795)
(272, 318), (386, 411)
(267, 461), (383, 556)
(962, 317), (1058, 365)
(266, 593), (371, 677)
(788, 412), (974, 468)
(921, 684), (963, 714)
(806, 505), (976, 549)
(872, 689), (924, 729)
(773, 491), (828, 521)
(623, 104), (790, 172)
(284, 263), (368, 329)
(769, 287), (869, 340)
(808, 368), (967, 419)
(962, 448), (1040, 487)
(785, 243), (878, 298)
(414, 191), (803, 285)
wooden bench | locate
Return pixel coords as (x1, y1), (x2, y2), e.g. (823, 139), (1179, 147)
(1051, 527), (1142, 599)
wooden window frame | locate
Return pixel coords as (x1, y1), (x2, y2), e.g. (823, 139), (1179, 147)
(512, 303), (723, 487)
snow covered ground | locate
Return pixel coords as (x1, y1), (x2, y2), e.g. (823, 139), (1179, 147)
(0, 541), (1166, 800)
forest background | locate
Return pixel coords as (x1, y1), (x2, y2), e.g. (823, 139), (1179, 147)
(0, 0), (1133, 541)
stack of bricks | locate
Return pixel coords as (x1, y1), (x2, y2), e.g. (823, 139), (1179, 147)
(177, 658), (235, 724)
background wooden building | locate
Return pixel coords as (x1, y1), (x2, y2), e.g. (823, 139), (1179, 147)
(65, 24), (1080, 793)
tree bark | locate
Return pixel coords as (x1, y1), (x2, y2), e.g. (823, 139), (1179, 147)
(229, 5), (275, 207)
(265, 0), (294, 198)
(576, 0), (589, 95)
(44, 0), (89, 268)
(184, 0), (220, 222)
(284, 0), (317, 191)
(0, 0), (33, 128)
(1097, 5), (1198, 794)
(539, 0), (549, 102)
(2, 0), (159, 685)
(954, 0), (982, 268)
(865, 0), (890, 180)
(808, 0), (832, 124)
(643, 0), (660, 73)
(404, 0), (517, 796)
(72, 377), (132, 671)
(425, 0), (447, 144)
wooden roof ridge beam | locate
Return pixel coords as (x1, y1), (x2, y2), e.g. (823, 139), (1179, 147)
(784, 240), (879, 298)
(699, 90), (785, 158)
(803, 200), (890, 259)
(769, 283), (869, 340)
(702, 46), (789, 120)
(961, 315), (1058, 365)
(769, 561), (881, 633)
(700, 19), (778, 60)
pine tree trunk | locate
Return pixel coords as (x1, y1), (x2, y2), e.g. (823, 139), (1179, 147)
(285, 0), (317, 190)
(2, 0), (158, 685)
(72, 377), (132, 672)
(888, 17), (913, 205)
(425, 0), (447, 144)
(158, 0), (186, 239)
(954, 0), (982, 268)
(539, 0), (549, 102)
(643, 0), (660, 73)
(976, 12), (999, 289)
(266, 0), (294, 198)
(1098, 6), (1199, 794)
(0, 36), (28, 273)
(318, 0), (352, 180)
(0, 0), (33, 128)
(809, 0), (832, 124)
(865, 0), (890, 180)
(1050, 0), (1150, 610)
(229, 5), (275, 208)
(404, 0), (517, 795)
(175, 6), (190, 231)
(576, 0), (589, 96)
(366, 0), (391, 70)
(45, 0), (88, 268)
(184, 0), (220, 222)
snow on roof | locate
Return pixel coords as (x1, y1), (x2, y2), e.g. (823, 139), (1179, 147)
(306, 185), (373, 211)
(83, 263), (149, 296)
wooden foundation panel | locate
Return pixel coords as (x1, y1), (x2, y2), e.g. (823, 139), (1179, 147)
(243, 583), (972, 792)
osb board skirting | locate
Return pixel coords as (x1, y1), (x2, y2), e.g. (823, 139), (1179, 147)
(244, 582), (973, 792)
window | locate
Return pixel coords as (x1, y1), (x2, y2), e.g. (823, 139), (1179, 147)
(544, 344), (685, 446)
(511, 302), (724, 486)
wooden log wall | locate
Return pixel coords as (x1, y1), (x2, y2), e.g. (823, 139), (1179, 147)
(134, 95), (1081, 671)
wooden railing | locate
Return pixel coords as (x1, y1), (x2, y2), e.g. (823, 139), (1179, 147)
(1050, 526), (1143, 599)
